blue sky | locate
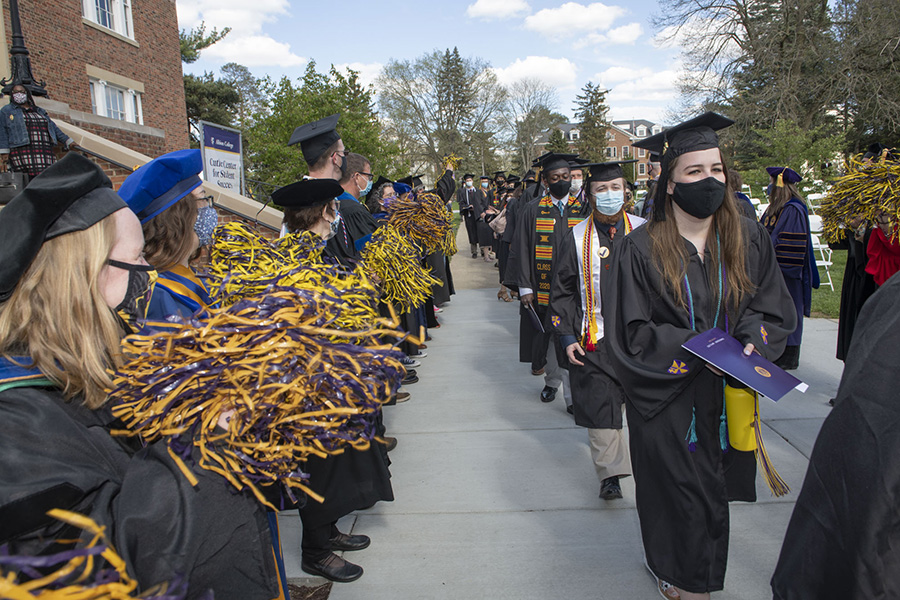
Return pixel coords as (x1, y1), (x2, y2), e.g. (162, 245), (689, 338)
(178, 0), (686, 126)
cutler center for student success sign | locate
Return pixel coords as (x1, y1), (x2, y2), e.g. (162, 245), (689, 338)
(200, 121), (244, 194)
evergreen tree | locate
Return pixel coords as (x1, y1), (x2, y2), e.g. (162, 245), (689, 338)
(546, 128), (570, 154)
(573, 82), (610, 162)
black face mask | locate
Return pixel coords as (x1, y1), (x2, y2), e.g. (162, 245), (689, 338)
(548, 179), (571, 200)
(108, 259), (157, 329)
(671, 177), (726, 219)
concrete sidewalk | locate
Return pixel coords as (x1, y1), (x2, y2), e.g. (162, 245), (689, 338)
(280, 241), (843, 599)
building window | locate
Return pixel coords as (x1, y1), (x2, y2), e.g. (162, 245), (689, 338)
(651, 125), (662, 134)
(89, 78), (143, 124)
(605, 146), (617, 158)
(638, 148), (646, 158)
(639, 163), (646, 175)
(570, 130), (580, 141)
(622, 146), (629, 158)
(83, 0), (134, 39)
(606, 132), (614, 141)
(637, 126), (646, 136)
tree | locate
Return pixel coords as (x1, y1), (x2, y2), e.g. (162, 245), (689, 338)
(573, 82), (610, 162)
(183, 73), (239, 144)
(377, 48), (507, 180)
(220, 63), (265, 132)
(247, 62), (399, 187)
(502, 78), (566, 173)
(546, 128), (570, 154)
(746, 120), (844, 190)
(180, 22), (231, 64)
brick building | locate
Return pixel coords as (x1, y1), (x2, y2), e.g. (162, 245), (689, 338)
(1, 0), (188, 158)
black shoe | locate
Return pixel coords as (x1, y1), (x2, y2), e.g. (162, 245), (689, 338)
(472, 252), (478, 258)
(329, 531), (371, 552)
(599, 476), (623, 500)
(540, 385), (557, 403)
(402, 373), (419, 385)
(301, 553), (363, 583)
(384, 436), (398, 451)
(828, 397), (835, 407)
(566, 405), (574, 415)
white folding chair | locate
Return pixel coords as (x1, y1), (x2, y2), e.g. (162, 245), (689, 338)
(756, 202), (769, 221)
(808, 214), (823, 234)
(810, 233), (834, 291)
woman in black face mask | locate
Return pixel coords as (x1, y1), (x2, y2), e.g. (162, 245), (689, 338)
(0, 83), (73, 179)
(604, 113), (796, 600)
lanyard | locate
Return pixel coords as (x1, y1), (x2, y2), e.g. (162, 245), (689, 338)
(683, 230), (726, 333)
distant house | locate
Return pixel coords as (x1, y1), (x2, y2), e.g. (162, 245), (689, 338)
(536, 118), (662, 186)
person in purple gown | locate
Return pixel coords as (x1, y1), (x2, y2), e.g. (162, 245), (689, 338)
(760, 166), (819, 370)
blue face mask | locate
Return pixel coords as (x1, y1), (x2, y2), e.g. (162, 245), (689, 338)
(194, 206), (218, 246)
(593, 189), (625, 216)
(360, 177), (373, 197)
(330, 210), (342, 238)
(766, 184), (774, 196)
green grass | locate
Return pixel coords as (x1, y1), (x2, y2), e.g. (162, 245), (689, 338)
(810, 248), (846, 319)
(452, 209), (461, 234)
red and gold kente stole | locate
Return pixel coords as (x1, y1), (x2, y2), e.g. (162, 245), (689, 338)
(534, 193), (584, 306)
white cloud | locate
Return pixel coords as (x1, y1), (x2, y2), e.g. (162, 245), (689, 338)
(574, 21), (643, 48)
(334, 62), (385, 89)
(523, 2), (626, 41)
(203, 35), (306, 68)
(176, 0), (304, 67)
(605, 69), (681, 103)
(466, 0), (531, 20)
(597, 66), (654, 85)
(492, 56), (579, 88)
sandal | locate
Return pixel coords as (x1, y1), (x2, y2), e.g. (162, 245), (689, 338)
(657, 579), (680, 599)
(498, 290), (513, 302)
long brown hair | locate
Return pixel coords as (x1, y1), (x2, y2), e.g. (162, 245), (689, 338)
(142, 195), (198, 271)
(648, 150), (755, 312)
(767, 181), (805, 219)
(0, 216), (124, 408)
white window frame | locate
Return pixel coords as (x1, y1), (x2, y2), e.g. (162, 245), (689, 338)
(637, 126), (646, 136)
(89, 78), (143, 125)
(651, 125), (662, 134)
(622, 146), (629, 157)
(82, 0), (134, 39)
(639, 163), (646, 176)
(638, 148), (646, 158)
(605, 146), (617, 158)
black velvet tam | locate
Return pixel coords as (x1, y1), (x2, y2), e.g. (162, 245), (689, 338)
(271, 178), (343, 209)
(0, 153), (126, 301)
(582, 160), (638, 183)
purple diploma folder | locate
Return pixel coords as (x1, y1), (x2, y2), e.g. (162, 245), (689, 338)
(682, 328), (808, 401)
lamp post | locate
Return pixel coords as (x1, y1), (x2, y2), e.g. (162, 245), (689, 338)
(0, 0), (47, 96)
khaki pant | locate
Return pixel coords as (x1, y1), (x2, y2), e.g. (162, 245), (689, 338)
(588, 426), (632, 482)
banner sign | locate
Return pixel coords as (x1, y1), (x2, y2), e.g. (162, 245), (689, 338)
(200, 121), (244, 195)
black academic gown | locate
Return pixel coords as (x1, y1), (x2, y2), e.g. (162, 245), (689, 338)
(0, 386), (278, 600)
(549, 213), (636, 429)
(474, 188), (497, 248)
(771, 270), (900, 600)
(835, 229), (877, 361)
(457, 186), (479, 246)
(424, 170), (456, 305)
(604, 218), (796, 594)
(505, 194), (591, 367)
(339, 196), (378, 245)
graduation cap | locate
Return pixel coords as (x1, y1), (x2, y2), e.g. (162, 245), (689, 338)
(118, 149), (203, 224)
(288, 114), (341, 165)
(863, 143), (895, 161)
(522, 169), (536, 182)
(462, 173), (475, 180)
(506, 175), (521, 184)
(537, 153), (579, 174)
(493, 171), (506, 179)
(766, 166), (802, 188)
(0, 153), (127, 302)
(479, 175), (492, 180)
(397, 174), (424, 188)
(583, 160), (638, 183)
(632, 112), (734, 221)
(649, 152), (661, 163)
(271, 178), (343, 209)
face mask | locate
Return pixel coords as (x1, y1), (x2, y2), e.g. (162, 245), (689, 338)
(481, 181), (489, 189)
(12, 92), (27, 105)
(382, 194), (397, 209)
(766, 184), (774, 196)
(570, 179), (583, 194)
(548, 179), (571, 199)
(322, 210), (341, 240)
(465, 181), (474, 188)
(593, 189), (625, 216)
(108, 260), (157, 329)
(194, 206), (218, 247)
(672, 177), (726, 219)
(359, 176), (373, 197)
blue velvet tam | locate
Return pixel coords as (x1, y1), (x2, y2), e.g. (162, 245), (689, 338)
(393, 182), (412, 195)
(766, 166), (802, 186)
(118, 149), (203, 224)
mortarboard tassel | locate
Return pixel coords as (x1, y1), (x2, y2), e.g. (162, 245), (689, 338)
(754, 403), (790, 497)
(776, 171), (785, 188)
(685, 406), (698, 452)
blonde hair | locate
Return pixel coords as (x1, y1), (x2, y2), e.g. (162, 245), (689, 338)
(0, 216), (124, 409)
(648, 150), (755, 311)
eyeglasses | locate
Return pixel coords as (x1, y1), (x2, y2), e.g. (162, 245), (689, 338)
(333, 150), (350, 158)
(199, 194), (215, 208)
(356, 171), (373, 180)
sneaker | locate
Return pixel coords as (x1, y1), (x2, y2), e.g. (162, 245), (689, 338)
(434, 307), (443, 313)
(409, 350), (428, 359)
(400, 356), (421, 368)
(394, 392), (410, 403)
